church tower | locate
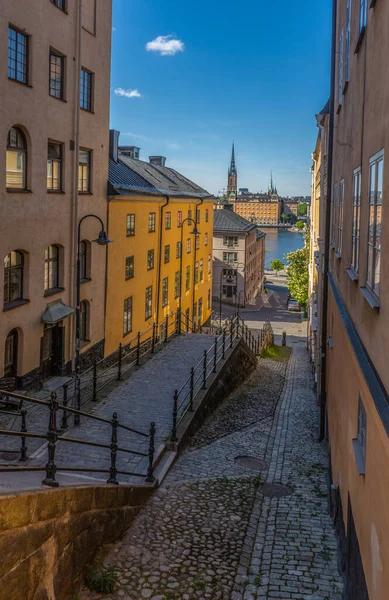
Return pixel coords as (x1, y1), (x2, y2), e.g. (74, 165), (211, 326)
(226, 143), (237, 201)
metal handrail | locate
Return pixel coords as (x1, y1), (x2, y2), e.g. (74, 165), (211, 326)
(0, 389), (156, 487)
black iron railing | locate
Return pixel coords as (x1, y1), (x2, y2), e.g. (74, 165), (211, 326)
(170, 316), (274, 441)
(0, 389), (155, 487)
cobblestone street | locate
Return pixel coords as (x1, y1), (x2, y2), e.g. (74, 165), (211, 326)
(80, 333), (343, 600)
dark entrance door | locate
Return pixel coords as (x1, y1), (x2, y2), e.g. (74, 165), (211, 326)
(4, 329), (18, 378)
(41, 325), (63, 380)
(346, 498), (369, 599)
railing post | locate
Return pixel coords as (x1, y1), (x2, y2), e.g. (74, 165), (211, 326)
(189, 367), (195, 411)
(151, 323), (156, 353)
(186, 312), (189, 333)
(74, 374), (81, 426)
(61, 383), (69, 429)
(222, 329), (226, 359)
(42, 391), (59, 487)
(19, 409), (27, 462)
(136, 332), (141, 365)
(236, 316), (240, 337)
(117, 343), (123, 380)
(146, 421), (156, 483)
(107, 412), (119, 485)
(202, 349), (207, 389)
(282, 331), (287, 346)
(213, 337), (217, 373)
(165, 315), (169, 343)
(171, 390), (178, 442)
(177, 309), (181, 335)
(92, 360), (97, 401)
(230, 319), (234, 348)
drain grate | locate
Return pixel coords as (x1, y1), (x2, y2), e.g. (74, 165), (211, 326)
(234, 456), (269, 472)
(260, 483), (293, 498)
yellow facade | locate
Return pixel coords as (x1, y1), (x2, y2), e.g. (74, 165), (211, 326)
(233, 200), (281, 225)
(105, 194), (214, 356)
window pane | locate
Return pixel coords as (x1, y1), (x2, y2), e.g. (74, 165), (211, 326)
(6, 150), (26, 189)
(49, 53), (63, 99)
(80, 69), (92, 111)
(8, 27), (28, 84)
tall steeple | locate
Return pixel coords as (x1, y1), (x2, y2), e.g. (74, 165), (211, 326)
(227, 142), (237, 200)
(269, 171), (278, 195)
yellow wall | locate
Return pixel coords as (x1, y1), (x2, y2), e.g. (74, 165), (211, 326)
(105, 194), (214, 356)
(233, 201), (281, 224)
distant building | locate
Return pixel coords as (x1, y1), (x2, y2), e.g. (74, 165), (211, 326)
(213, 205), (265, 307)
(226, 143), (238, 201)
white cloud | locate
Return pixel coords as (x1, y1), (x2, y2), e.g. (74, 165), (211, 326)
(146, 35), (184, 56)
(114, 88), (142, 98)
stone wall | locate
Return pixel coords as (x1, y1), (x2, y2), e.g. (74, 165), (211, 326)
(176, 338), (257, 450)
(0, 484), (154, 600)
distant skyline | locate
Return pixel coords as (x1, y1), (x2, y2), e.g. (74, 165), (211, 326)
(110, 0), (332, 196)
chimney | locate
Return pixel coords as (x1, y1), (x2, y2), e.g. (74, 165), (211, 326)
(109, 130), (120, 162)
(119, 146), (140, 160)
(149, 156), (166, 167)
(223, 203), (234, 211)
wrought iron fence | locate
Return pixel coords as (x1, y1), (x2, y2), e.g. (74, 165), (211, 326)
(0, 389), (155, 487)
(170, 316), (274, 441)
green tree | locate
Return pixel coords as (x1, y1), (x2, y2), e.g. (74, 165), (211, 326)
(298, 203), (308, 216)
(270, 259), (285, 275)
(286, 236), (310, 314)
(280, 213), (289, 224)
(296, 220), (305, 230)
(289, 213), (298, 224)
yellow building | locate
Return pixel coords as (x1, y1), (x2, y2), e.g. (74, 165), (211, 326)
(105, 131), (214, 356)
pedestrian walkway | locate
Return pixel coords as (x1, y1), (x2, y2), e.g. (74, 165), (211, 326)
(79, 338), (343, 600)
(0, 333), (215, 490)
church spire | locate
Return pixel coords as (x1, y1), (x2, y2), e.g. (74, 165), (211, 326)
(229, 142), (236, 175)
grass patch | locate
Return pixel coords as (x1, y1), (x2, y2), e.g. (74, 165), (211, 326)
(260, 345), (291, 362)
(85, 565), (117, 594)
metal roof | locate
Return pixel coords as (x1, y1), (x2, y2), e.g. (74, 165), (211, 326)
(109, 153), (211, 199)
(213, 209), (258, 233)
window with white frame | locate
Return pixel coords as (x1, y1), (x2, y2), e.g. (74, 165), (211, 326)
(366, 150), (384, 298)
(331, 184), (338, 246)
(351, 167), (361, 273)
(338, 29), (344, 106)
(337, 179), (344, 254)
(359, 0), (367, 32)
(345, 0), (351, 83)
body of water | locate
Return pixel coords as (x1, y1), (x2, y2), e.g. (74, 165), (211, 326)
(264, 228), (304, 269)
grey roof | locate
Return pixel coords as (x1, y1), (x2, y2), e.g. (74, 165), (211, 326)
(213, 209), (257, 233)
(109, 153), (211, 199)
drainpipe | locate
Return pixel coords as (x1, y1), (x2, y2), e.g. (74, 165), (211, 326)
(319, 0), (337, 441)
(192, 198), (204, 323)
(70, 0), (82, 372)
(156, 195), (169, 330)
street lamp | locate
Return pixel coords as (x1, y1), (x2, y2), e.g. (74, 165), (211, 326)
(178, 217), (200, 333)
(219, 266), (234, 328)
(75, 214), (112, 424)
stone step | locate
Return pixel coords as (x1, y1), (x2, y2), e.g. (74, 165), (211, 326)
(154, 450), (177, 486)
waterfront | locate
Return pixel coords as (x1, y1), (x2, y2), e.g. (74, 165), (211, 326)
(264, 228), (304, 269)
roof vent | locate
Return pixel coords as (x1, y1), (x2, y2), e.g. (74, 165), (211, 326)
(119, 146), (140, 160)
(149, 156), (166, 167)
(109, 130), (120, 162)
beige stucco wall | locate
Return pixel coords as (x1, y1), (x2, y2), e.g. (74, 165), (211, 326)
(0, 0), (111, 382)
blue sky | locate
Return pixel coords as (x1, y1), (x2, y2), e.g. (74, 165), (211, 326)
(110, 0), (332, 196)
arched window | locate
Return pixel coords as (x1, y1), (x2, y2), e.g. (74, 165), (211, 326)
(44, 245), (59, 291)
(79, 300), (89, 342)
(6, 127), (27, 190)
(4, 251), (24, 304)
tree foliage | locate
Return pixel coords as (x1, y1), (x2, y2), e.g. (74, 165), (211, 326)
(286, 237), (309, 312)
(296, 220), (305, 230)
(298, 203), (308, 216)
(270, 259), (285, 275)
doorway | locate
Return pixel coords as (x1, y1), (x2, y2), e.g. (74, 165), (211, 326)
(41, 325), (64, 380)
(346, 498), (369, 599)
(4, 329), (18, 378)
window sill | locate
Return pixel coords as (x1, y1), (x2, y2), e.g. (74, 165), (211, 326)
(78, 191), (93, 196)
(145, 316), (152, 321)
(125, 276), (135, 281)
(343, 81), (349, 95)
(44, 287), (64, 298)
(330, 243), (335, 249)
(80, 277), (92, 285)
(8, 77), (32, 88)
(346, 268), (358, 282)
(47, 190), (65, 194)
(352, 439), (366, 475)
(3, 299), (30, 312)
(126, 233), (135, 238)
(334, 251), (341, 259)
(360, 286), (380, 309)
(336, 103), (342, 115)
(80, 339), (90, 349)
(80, 108), (95, 115)
(49, 95), (67, 103)
(6, 189), (32, 194)
(123, 330), (133, 339)
(355, 27), (366, 54)
(328, 337), (333, 349)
